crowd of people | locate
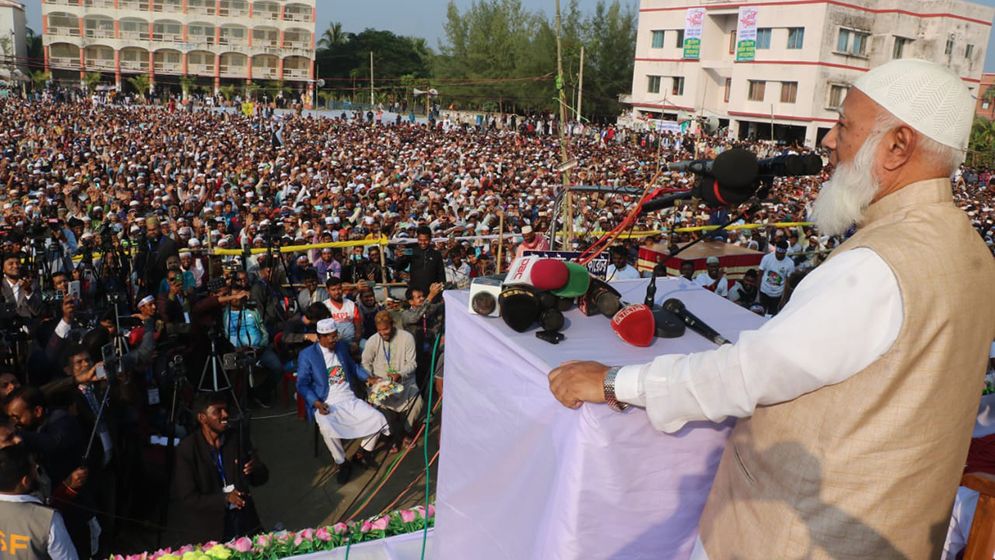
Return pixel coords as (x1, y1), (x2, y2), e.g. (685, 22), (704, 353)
(0, 89), (992, 557)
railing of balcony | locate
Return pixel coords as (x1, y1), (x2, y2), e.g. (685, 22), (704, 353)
(84, 0), (117, 8)
(283, 68), (308, 79)
(283, 11), (311, 23)
(49, 57), (80, 69)
(84, 28), (116, 39)
(120, 59), (150, 71)
(252, 66), (278, 79)
(86, 58), (116, 70)
(47, 27), (81, 38)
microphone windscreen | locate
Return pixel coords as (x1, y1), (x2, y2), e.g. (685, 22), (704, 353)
(662, 298), (685, 314)
(471, 291), (497, 316)
(504, 257), (569, 292)
(551, 262), (591, 298)
(556, 296), (573, 312)
(611, 304), (656, 347)
(653, 308), (686, 338)
(538, 291), (559, 310)
(499, 286), (541, 332)
(539, 308), (565, 332)
(580, 277), (623, 317)
(597, 292), (622, 318)
(802, 153), (823, 175)
(711, 148), (759, 191)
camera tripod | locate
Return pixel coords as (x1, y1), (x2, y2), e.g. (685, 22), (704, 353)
(198, 334), (244, 416)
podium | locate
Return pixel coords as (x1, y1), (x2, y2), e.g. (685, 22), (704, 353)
(435, 278), (766, 560)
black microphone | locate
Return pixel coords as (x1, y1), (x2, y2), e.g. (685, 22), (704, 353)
(662, 298), (731, 346)
(668, 148), (760, 192)
(757, 153), (823, 177)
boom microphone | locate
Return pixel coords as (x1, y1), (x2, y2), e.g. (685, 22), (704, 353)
(666, 148), (759, 193)
(757, 153), (823, 178)
(662, 298), (731, 346)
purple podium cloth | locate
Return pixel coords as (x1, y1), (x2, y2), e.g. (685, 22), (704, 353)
(436, 278), (766, 560)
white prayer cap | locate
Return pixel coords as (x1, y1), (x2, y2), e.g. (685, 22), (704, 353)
(138, 295), (155, 307)
(316, 319), (338, 335)
(521, 225), (533, 235)
(852, 58), (973, 151)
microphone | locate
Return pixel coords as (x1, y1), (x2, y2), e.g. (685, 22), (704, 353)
(662, 298), (731, 345)
(641, 149), (763, 213)
(757, 153), (823, 178)
(611, 304), (656, 347)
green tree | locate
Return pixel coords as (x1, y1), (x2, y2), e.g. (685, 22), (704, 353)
(218, 84), (236, 101)
(25, 29), (43, 69)
(179, 75), (197, 98)
(29, 70), (51, 91)
(245, 82), (261, 99)
(316, 26), (432, 103)
(127, 74), (151, 100)
(969, 117), (995, 167)
(982, 86), (995, 119)
(83, 72), (102, 92)
(318, 21), (349, 50)
(317, 90), (335, 109)
(581, 1), (637, 121)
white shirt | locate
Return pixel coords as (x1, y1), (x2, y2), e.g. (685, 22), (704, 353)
(319, 345), (356, 405)
(606, 263), (641, 282)
(693, 271), (730, 298)
(758, 252), (795, 297)
(615, 248), (903, 433)
(0, 494), (78, 560)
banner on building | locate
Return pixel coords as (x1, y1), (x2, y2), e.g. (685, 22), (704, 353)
(649, 119), (683, 134)
(735, 6), (759, 62)
(683, 8), (705, 59)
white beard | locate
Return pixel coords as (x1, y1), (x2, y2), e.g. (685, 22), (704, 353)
(810, 133), (882, 237)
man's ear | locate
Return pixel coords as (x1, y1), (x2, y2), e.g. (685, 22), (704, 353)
(880, 125), (918, 172)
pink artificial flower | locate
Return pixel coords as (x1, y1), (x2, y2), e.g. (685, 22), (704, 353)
(293, 533), (304, 547)
(428, 504), (436, 518)
(111, 555), (125, 560)
(371, 517), (389, 531)
(299, 528), (315, 541)
(332, 523), (348, 535)
(203, 542), (218, 550)
(360, 521), (373, 533)
(315, 527), (332, 542)
(255, 534), (271, 548)
(232, 537), (253, 553)
(125, 554), (145, 560)
(177, 546), (194, 555)
(400, 509), (416, 523)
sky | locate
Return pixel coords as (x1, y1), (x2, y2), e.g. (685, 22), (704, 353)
(21, 0), (995, 71)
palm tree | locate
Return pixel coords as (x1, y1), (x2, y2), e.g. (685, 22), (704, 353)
(179, 75), (196, 99)
(245, 82), (261, 99)
(218, 84), (236, 102)
(318, 22), (348, 50)
(969, 117), (995, 167)
(127, 74), (151, 100)
(83, 72), (102, 92)
(317, 90), (335, 109)
(29, 70), (50, 91)
(264, 79), (290, 98)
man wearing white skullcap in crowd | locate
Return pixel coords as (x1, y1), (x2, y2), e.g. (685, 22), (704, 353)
(296, 319), (390, 484)
(548, 58), (995, 558)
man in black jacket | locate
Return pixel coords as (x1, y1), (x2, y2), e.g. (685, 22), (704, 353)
(394, 226), (445, 294)
(170, 393), (268, 546)
(137, 216), (179, 293)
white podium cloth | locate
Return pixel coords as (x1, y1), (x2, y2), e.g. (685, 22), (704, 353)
(436, 278), (766, 560)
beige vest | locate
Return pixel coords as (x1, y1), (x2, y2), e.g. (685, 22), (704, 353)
(699, 179), (995, 560)
(0, 498), (55, 559)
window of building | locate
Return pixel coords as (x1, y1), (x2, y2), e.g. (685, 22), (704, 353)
(837, 28), (868, 56)
(651, 30), (665, 49)
(893, 37), (911, 59)
(984, 101), (990, 110)
(945, 37), (954, 55)
(828, 84), (848, 109)
(675, 29), (685, 48)
(966, 44), (975, 60)
(648, 75), (661, 94)
(672, 76), (685, 96)
(729, 32), (736, 55)
(780, 81), (798, 103)
(748, 80), (766, 101)
(756, 28), (772, 49)
(787, 27), (804, 49)
(724, 78), (731, 102)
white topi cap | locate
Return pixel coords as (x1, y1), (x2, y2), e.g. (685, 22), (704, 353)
(316, 319), (338, 335)
(521, 225), (533, 235)
(852, 58), (973, 151)
(138, 295), (155, 307)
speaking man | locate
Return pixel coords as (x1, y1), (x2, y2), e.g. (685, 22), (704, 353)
(547, 59), (995, 559)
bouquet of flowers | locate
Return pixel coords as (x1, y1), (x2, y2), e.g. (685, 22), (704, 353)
(108, 505), (436, 560)
(367, 377), (404, 406)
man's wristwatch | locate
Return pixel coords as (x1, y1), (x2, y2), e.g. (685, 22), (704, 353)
(603, 366), (629, 412)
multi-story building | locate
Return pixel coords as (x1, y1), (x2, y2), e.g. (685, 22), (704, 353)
(626, 0), (993, 147)
(975, 71), (995, 120)
(40, 0), (316, 99)
(0, 0), (28, 82)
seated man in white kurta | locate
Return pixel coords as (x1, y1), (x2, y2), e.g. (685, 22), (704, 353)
(296, 319), (390, 484)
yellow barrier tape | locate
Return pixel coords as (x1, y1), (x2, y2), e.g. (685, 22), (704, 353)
(555, 223), (813, 239)
(210, 237), (388, 256)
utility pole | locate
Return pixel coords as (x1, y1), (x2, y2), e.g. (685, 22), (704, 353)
(555, 0), (574, 247)
(577, 45), (585, 123)
(370, 51), (374, 107)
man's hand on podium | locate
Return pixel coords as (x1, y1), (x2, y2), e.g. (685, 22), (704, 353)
(548, 361), (610, 409)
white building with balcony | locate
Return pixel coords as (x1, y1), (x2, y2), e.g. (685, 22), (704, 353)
(0, 0), (28, 82)
(41, 0), (316, 101)
(627, 0), (994, 147)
